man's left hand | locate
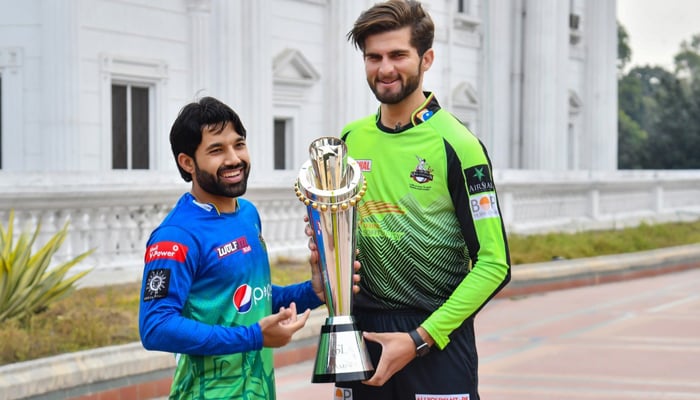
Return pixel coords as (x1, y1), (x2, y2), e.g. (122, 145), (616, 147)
(360, 331), (416, 386)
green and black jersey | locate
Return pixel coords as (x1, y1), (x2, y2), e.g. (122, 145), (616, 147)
(341, 92), (511, 349)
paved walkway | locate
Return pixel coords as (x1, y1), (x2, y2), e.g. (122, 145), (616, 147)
(274, 268), (700, 399)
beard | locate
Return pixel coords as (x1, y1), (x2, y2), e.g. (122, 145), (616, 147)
(368, 63), (422, 105)
(194, 161), (250, 199)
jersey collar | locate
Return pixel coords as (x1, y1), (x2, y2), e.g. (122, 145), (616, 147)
(376, 92), (441, 133)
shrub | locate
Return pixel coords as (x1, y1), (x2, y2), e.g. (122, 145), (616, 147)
(0, 210), (94, 323)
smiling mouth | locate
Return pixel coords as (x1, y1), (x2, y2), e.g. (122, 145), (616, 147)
(377, 77), (401, 90)
(220, 167), (243, 182)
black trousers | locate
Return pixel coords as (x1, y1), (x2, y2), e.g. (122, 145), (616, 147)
(335, 309), (479, 400)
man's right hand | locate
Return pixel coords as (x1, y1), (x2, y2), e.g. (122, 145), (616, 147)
(258, 302), (311, 348)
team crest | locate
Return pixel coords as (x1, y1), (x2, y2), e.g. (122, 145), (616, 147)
(410, 155), (433, 184)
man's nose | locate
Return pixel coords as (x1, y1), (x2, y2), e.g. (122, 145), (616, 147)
(224, 147), (241, 164)
(378, 58), (394, 75)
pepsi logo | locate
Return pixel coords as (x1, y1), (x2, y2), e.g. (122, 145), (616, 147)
(233, 284), (253, 313)
(232, 283), (273, 313)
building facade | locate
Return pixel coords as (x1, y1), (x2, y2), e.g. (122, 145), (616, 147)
(0, 0), (617, 184)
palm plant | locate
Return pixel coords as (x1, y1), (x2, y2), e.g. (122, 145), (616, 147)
(0, 210), (94, 322)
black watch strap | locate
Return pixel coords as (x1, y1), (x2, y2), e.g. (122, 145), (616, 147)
(408, 329), (430, 357)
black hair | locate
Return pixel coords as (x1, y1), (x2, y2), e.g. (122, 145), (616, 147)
(169, 96), (247, 182)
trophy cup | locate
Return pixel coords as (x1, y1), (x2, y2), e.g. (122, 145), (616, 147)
(294, 136), (374, 383)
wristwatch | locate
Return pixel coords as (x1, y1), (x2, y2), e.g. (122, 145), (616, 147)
(408, 329), (430, 357)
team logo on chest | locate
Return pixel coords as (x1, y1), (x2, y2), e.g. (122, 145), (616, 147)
(216, 236), (251, 259)
(410, 155), (434, 184)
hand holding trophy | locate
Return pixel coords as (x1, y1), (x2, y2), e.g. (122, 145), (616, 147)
(294, 136), (374, 383)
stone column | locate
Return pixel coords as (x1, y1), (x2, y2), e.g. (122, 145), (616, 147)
(520, 0), (569, 170)
(326, 1), (376, 135)
(41, 1), (80, 170)
(212, 0), (273, 176)
(482, 0), (516, 168)
(186, 0), (212, 96)
(0, 48), (24, 170)
(583, 0), (618, 170)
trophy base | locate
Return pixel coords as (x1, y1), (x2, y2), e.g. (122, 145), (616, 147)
(311, 316), (374, 384)
(312, 370), (374, 384)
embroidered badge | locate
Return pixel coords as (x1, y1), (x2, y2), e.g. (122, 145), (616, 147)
(143, 269), (171, 301)
(465, 164), (494, 195)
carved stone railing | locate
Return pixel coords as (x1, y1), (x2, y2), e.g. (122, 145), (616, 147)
(1, 170), (699, 285)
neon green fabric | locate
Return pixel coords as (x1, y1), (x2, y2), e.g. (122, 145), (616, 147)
(342, 93), (510, 348)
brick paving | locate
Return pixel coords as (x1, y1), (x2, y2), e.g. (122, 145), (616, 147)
(275, 268), (700, 399)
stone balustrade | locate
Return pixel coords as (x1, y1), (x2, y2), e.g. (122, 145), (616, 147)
(1, 169), (699, 284)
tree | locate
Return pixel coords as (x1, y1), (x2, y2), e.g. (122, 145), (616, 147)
(617, 110), (647, 169)
(645, 74), (691, 168)
(617, 26), (700, 169)
(617, 22), (632, 73)
(646, 34), (700, 169)
(617, 22), (646, 169)
(674, 34), (700, 84)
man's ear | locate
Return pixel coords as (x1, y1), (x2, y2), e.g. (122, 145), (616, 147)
(421, 48), (434, 72)
(177, 153), (195, 175)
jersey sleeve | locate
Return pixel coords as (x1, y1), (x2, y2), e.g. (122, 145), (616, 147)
(272, 280), (324, 312)
(421, 130), (511, 349)
(138, 226), (263, 356)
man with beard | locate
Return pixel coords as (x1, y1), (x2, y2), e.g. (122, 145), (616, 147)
(139, 96), (346, 399)
(334, 1), (511, 399)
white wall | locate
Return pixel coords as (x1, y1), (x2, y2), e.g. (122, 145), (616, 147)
(0, 0), (619, 178)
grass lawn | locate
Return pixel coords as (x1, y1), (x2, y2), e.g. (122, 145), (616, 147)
(1, 219), (699, 366)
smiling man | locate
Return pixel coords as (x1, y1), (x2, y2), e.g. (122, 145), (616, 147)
(336, 1), (512, 399)
(138, 96), (327, 399)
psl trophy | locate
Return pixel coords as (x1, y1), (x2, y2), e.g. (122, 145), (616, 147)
(294, 136), (374, 383)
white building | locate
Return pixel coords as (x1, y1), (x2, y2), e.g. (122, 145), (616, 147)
(13, 0), (693, 282)
(0, 0), (618, 181)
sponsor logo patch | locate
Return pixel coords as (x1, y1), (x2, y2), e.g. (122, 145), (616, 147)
(470, 193), (500, 220)
(145, 241), (188, 263)
(143, 269), (171, 301)
(416, 395), (469, 400)
(216, 236), (251, 258)
(334, 387), (353, 400)
(233, 283), (272, 313)
(465, 164), (494, 195)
